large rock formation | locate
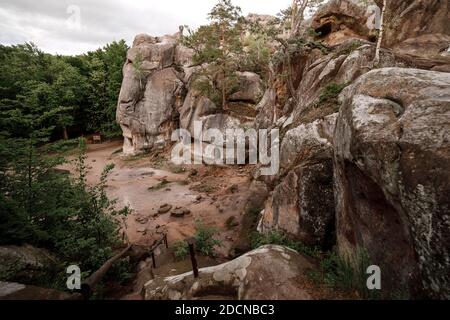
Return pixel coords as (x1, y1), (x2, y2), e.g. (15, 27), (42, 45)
(258, 114), (337, 248)
(311, 0), (375, 46)
(117, 34), (263, 155)
(144, 245), (315, 300)
(374, 0), (450, 50)
(255, 0), (450, 299)
(118, 0), (450, 300)
(333, 68), (450, 299)
(117, 34), (186, 155)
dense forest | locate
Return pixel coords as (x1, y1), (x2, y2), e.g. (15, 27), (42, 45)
(0, 41), (131, 289)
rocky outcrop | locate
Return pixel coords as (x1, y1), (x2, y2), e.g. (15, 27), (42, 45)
(258, 114), (337, 248)
(0, 245), (58, 283)
(229, 72), (264, 104)
(333, 68), (450, 299)
(144, 245), (315, 300)
(374, 0), (449, 50)
(311, 0), (375, 46)
(117, 33), (263, 155)
(117, 34), (186, 155)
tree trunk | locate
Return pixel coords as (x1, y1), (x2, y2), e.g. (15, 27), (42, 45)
(63, 127), (69, 140)
(374, 0), (387, 66)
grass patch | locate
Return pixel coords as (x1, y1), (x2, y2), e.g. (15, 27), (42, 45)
(168, 164), (187, 174)
(250, 230), (321, 259)
(148, 179), (170, 191)
(307, 249), (383, 300)
(225, 216), (239, 229)
(318, 82), (349, 106)
(123, 153), (147, 162)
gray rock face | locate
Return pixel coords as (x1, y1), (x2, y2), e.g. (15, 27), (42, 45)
(333, 68), (450, 299)
(374, 0), (450, 49)
(144, 245), (315, 300)
(229, 72), (263, 104)
(117, 34), (186, 155)
(311, 0), (373, 46)
(259, 114), (337, 248)
(117, 33), (261, 155)
(0, 245), (57, 283)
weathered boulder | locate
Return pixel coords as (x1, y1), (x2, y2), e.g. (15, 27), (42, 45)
(229, 72), (264, 104)
(0, 245), (57, 283)
(258, 114), (337, 248)
(117, 34), (185, 155)
(0, 282), (71, 300)
(179, 89), (220, 133)
(311, 0), (374, 46)
(144, 245), (315, 300)
(333, 68), (450, 299)
(393, 34), (450, 60)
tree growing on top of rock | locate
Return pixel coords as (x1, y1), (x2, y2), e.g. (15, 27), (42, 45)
(182, 0), (245, 109)
(288, 0), (325, 38)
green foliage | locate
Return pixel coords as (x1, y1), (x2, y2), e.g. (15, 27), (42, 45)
(194, 220), (222, 257)
(0, 40), (128, 140)
(318, 82), (349, 105)
(308, 249), (381, 299)
(172, 241), (189, 261)
(0, 135), (131, 277)
(132, 52), (146, 91)
(250, 230), (321, 258)
(183, 0), (244, 108)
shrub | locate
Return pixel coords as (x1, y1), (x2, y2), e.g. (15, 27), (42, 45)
(172, 241), (189, 261)
(250, 230), (321, 258)
(309, 249), (382, 299)
(194, 220), (222, 257)
(318, 82), (349, 105)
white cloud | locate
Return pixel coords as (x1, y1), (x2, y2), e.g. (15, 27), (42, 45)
(0, 0), (292, 55)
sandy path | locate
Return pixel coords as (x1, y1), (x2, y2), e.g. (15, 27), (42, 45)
(61, 139), (252, 257)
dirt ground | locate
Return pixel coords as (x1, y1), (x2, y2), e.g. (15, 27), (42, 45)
(61, 139), (255, 258)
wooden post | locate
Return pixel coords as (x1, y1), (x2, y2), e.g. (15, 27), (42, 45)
(187, 238), (199, 278)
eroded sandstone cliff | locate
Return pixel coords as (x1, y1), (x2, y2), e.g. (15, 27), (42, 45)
(117, 0), (450, 299)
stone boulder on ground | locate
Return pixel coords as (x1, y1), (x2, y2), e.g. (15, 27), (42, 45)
(333, 67), (450, 299)
(144, 245), (315, 300)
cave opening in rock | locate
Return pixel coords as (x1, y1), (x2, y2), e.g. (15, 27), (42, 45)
(315, 22), (333, 37)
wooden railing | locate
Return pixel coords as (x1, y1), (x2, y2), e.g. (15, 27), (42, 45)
(69, 232), (169, 300)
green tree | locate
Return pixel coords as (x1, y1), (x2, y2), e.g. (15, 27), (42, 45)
(183, 0), (244, 109)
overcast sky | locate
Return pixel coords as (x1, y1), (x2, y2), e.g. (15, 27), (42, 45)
(0, 0), (292, 55)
